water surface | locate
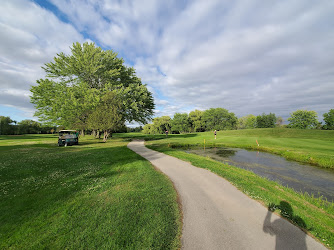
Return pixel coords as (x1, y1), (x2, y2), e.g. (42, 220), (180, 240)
(186, 147), (334, 202)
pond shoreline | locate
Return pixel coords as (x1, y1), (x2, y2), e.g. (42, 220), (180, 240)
(147, 142), (334, 248)
(182, 146), (334, 203)
(167, 142), (334, 170)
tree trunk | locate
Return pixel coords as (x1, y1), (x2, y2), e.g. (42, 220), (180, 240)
(103, 130), (109, 142)
(80, 129), (85, 136)
(92, 130), (96, 137)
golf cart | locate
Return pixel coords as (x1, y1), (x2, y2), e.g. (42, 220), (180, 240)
(58, 130), (79, 147)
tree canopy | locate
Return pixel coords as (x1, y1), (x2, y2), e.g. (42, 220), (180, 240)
(203, 108), (238, 130)
(30, 42), (154, 136)
(143, 108), (238, 134)
(87, 92), (124, 141)
(256, 113), (277, 128)
(189, 110), (205, 132)
(0, 116), (16, 135)
(288, 110), (318, 129)
(237, 114), (256, 129)
(0, 116), (57, 135)
(171, 113), (190, 133)
(323, 109), (334, 130)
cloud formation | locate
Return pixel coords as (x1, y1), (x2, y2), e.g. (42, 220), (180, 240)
(1, 0), (333, 123)
(0, 0), (85, 119)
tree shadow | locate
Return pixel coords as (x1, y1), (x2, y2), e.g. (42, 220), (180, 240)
(0, 142), (144, 233)
(263, 201), (308, 249)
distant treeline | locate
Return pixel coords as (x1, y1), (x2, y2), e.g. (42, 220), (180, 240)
(1, 108), (333, 135)
(0, 116), (57, 135)
(143, 108), (334, 134)
(0, 115), (144, 135)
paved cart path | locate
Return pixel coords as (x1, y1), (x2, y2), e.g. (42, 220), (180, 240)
(127, 140), (326, 250)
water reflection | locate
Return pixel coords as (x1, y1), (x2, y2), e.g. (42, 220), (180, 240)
(186, 147), (334, 202)
(216, 149), (236, 157)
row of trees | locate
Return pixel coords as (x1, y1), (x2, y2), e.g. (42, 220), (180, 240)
(5, 42), (334, 137)
(143, 109), (334, 134)
(30, 42), (154, 142)
(0, 115), (135, 135)
(235, 109), (333, 130)
(2, 109), (333, 136)
(323, 109), (334, 130)
(0, 116), (56, 135)
(143, 108), (238, 134)
(237, 113), (281, 129)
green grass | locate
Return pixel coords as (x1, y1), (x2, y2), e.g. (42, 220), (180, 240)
(2, 129), (333, 248)
(115, 128), (334, 248)
(0, 134), (181, 249)
(116, 128), (334, 169)
(146, 143), (334, 249)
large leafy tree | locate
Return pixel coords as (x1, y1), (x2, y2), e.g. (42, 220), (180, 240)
(189, 110), (205, 132)
(0, 116), (16, 135)
(87, 92), (123, 142)
(237, 114), (257, 129)
(323, 109), (334, 130)
(17, 120), (41, 134)
(203, 108), (237, 130)
(30, 42), (154, 132)
(142, 116), (172, 135)
(152, 116), (172, 134)
(256, 113), (277, 128)
(171, 113), (190, 133)
(142, 123), (154, 134)
(288, 110), (318, 129)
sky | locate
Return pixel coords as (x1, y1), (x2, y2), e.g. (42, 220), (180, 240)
(0, 0), (334, 126)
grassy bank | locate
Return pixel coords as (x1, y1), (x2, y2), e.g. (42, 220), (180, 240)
(116, 128), (334, 169)
(0, 135), (181, 249)
(116, 129), (334, 247)
(146, 143), (334, 249)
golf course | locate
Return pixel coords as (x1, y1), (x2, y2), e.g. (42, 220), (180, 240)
(0, 135), (181, 249)
(1, 128), (333, 249)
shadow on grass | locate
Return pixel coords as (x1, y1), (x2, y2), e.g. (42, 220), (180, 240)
(0, 143), (144, 234)
(0, 134), (57, 140)
(0, 137), (106, 151)
(263, 201), (307, 249)
(84, 170), (124, 179)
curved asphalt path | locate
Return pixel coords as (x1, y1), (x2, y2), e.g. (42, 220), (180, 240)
(127, 140), (326, 250)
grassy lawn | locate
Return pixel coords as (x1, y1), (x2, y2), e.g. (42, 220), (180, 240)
(2, 129), (333, 248)
(0, 135), (181, 249)
(146, 144), (334, 248)
(116, 128), (334, 248)
(117, 129), (334, 248)
(116, 128), (334, 169)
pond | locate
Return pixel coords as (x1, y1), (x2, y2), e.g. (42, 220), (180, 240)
(185, 147), (334, 202)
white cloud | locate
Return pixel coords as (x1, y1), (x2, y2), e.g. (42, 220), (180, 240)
(1, 0), (334, 123)
(0, 0), (86, 120)
(151, 0), (334, 118)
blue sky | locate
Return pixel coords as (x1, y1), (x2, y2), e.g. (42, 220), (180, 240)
(1, 0), (334, 126)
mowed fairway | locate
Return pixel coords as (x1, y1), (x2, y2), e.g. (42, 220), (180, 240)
(116, 128), (334, 248)
(124, 128), (334, 169)
(0, 135), (181, 249)
(133, 128), (334, 248)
